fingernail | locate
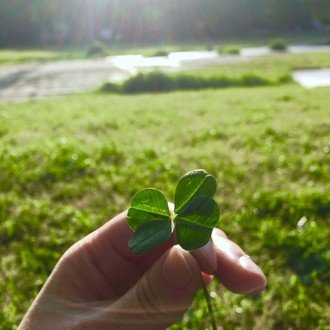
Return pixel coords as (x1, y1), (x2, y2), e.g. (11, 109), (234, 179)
(212, 228), (228, 239)
(238, 256), (264, 276)
(238, 256), (266, 294)
(192, 241), (217, 274)
(162, 247), (194, 289)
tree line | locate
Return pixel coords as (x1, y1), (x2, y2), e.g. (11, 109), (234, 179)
(0, 0), (329, 46)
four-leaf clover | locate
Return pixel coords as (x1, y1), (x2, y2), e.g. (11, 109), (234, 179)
(127, 169), (220, 253)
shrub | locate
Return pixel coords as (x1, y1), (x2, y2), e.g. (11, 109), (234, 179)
(221, 46), (241, 55)
(149, 50), (169, 57)
(270, 38), (287, 51)
(278, 72), (292, 84)
(87, 40), (107, 57)
(99, 81), (121, 93)
(99, 71), (276, 94)
(240, 73), (268, 86)
(123, 72), (172, 93)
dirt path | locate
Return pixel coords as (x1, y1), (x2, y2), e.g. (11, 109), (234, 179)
(0, 60), (128, 103)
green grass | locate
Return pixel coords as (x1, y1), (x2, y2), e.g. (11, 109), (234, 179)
(100, 52), (330, 94)
(107, 31), (329, 57)
(220, 45), (241, 55)
(0, 49), (85, 65)
(270, 37), (287, 51)
(0, 85), (329, 329)
(100, 71), (282, 94)
(183, 52), (330, 81)
(0, 32), (328, 65)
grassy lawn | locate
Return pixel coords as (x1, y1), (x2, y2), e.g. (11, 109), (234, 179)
(0, 84), (329, 328)
(0, 49), (85, 66)
(100, 52), (330, 94)
(106, 31), (329, 57)
(182, 52), (330, 80)
(0, 32), (328, 65)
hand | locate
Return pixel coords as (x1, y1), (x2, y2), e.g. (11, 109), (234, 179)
(19, 210), (266, 330)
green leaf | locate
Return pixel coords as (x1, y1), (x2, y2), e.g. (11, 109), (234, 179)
(174, 169), (217, 214)
(175, 197), (220, 250)
(128, 220), (172, 253)
(128, 188), (171, 231)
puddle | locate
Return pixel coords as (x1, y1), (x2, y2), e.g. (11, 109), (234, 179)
(289, 45), (330, 53)
(108, 55), (180, 72)
(241, 45), (330, 57)
(293, 69), (330, 88)
(108, 51), (220, 72)
(110, 46), (330, 71)
(168, 50), (218, 61)
(241, 47), (271, 56)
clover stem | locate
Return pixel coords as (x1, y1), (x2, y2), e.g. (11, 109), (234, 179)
(200, 273), (217, 330)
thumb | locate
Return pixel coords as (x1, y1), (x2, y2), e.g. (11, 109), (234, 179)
(112, 246), (202, 330)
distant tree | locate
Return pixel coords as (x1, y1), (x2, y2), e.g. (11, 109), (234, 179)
(0, 0), (324, 47)
(263, 0), (311, 31)
(304, 0), (330, 23)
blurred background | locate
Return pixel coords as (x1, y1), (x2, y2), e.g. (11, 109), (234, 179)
(0, 0), (329, 46)
(0, 1), (329, 329)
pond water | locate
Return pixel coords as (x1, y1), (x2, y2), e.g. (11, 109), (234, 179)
(109, 55), (180, 72)
(293, 69), (330, 88)
(108, 51), (220, 72)
(289, 45), (330, 53)
(241, 45), (330, 56)
(168, 50), (219, 61)
(110, 45), (330, 72)
(109, 51), (249, 72)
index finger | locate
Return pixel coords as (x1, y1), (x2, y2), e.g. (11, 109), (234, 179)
(212, 229), (267, 294)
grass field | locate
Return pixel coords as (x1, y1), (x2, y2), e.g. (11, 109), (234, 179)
(0, 32), (328, 65)
(0, 49), (85, 66)
(182, 52), (330, 80)
(100, 52), (330, 94)
(0, 80), (329, 329)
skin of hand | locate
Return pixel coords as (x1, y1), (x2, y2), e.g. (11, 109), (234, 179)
(19, 210), (267, 330)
